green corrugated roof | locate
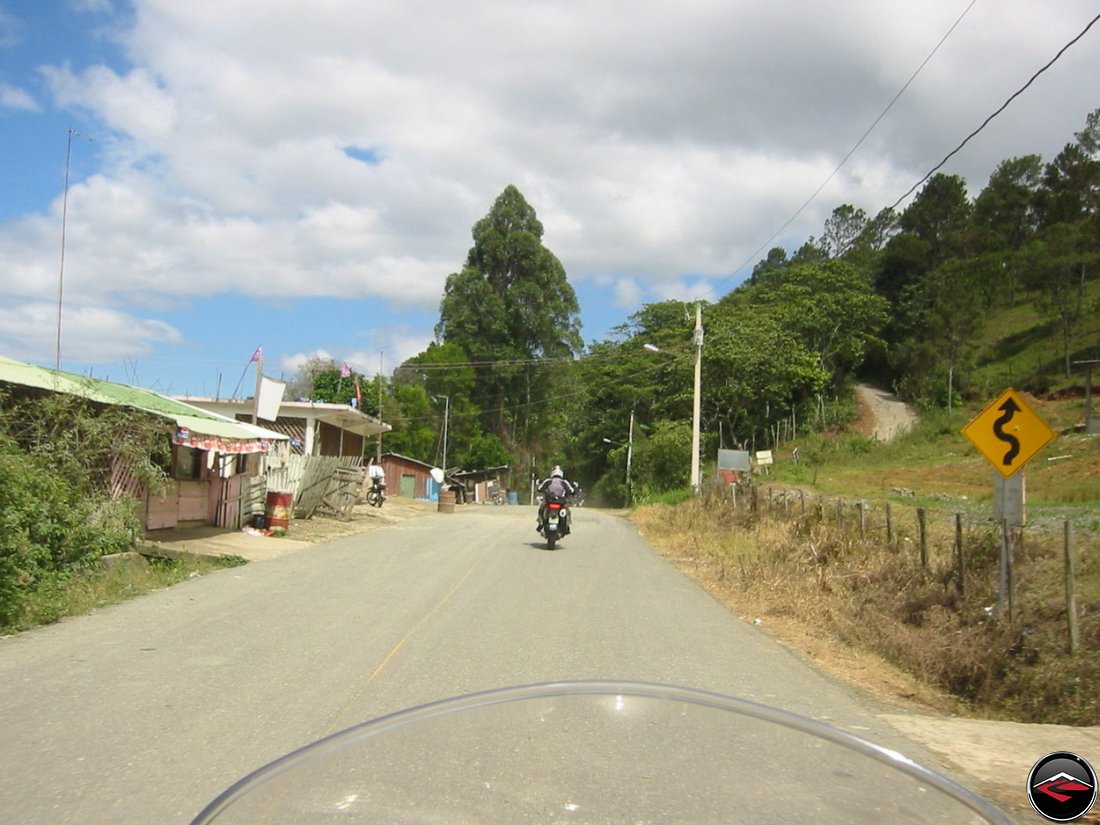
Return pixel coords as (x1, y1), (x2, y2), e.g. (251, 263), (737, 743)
(0, 355), (286, 443)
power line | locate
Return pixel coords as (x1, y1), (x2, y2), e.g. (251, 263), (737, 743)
(889, 10), (1100, 209)
(704, 1), (978, 298)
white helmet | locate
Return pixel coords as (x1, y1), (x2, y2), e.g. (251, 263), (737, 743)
(551, 465), (563, 478)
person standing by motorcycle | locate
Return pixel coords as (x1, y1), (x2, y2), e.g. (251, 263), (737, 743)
(366, 459), (387, 506)
(537, 465), (575, 532)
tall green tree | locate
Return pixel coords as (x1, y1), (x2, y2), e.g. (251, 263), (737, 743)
(822, 204), (869, 259)
(436, 185), (582, 459)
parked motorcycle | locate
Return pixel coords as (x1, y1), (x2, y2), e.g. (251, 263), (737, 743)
(537, 494), (571, 549)
(189, 681), (1013, 824)
(365, 477), (386, 507)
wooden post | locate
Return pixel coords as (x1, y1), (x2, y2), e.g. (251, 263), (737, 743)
(858, 501), (866, 539)
(799, 490), (805, 516)
(886, 502), (894, 546)
(836, 498), (843, 529)
(730, 484), (737, 511)
(954, 513), (965, 595)
(1065, 520), (1079, 653)
(917, 508), (927, 568)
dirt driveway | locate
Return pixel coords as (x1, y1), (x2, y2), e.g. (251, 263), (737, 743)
(855, 383), (918, 442)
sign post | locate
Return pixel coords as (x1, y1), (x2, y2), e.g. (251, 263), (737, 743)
(962, 388), (1055, 618)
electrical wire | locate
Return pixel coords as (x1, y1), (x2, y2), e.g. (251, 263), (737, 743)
(889, 10), (1100, 210)
(703, 0), (978, 298)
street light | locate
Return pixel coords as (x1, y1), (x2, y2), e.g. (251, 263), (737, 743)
(602, 406), (634, 505)
(56, 127), (92, 371)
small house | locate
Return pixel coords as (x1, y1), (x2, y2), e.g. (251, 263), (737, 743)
(176, 397), (389, 458)
(379, 452), (445, 500)
(450, 465), (511, 504)
(0, 355), (289, 532)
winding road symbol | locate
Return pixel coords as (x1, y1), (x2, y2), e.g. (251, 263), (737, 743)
(961, 388), (1055, 479)
(992, 397), (1021, 467)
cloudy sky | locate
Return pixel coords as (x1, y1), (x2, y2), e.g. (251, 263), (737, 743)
(2, 0), (1098, 396)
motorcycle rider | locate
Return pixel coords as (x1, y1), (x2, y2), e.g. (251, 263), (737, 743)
(537, 465), (575, 533)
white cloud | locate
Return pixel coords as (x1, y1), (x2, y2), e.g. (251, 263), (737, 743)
(0, 302), (181, 363)
(0, 83), (39, 111)
(3, 0), (1100, 378)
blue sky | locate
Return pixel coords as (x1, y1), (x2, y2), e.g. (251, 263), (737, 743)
(3, 1), (1099, 396)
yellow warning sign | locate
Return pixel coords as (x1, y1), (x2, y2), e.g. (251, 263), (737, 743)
(961, 388), (1055, 478)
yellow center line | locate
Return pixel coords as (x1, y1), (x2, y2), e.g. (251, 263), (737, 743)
(324, 558), (482, 735)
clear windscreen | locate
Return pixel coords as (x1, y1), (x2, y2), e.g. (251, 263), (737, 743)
(191, 682), (1012, 824)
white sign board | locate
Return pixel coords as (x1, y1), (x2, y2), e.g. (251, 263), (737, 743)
(755, 450), (774, 467)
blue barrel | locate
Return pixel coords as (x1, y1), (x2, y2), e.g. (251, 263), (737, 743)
(507, 490), (519, 505)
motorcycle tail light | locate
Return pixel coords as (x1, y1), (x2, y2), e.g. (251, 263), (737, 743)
(548, 502), (562, 511)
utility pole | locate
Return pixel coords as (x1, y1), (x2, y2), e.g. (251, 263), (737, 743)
(251, 348), (263, 424)
(626, 406), (635, 506)
(691, 303), (703, 493)
(376, 350), (384, 462)
(434, 395), (450, 473)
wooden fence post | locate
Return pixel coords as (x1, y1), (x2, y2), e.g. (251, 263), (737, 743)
(799, 490), (805, 517)
(836, 498), (843, 529)
(1065, 520), (1079, 653)
(886, 502), (894, 546)
(858, 501), (866, 539)
(954, 513), (965, 596)
(917, 508), (928, 568)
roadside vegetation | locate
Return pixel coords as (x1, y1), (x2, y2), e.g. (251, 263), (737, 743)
(0, 391), (245, 635)
(634, 406), (1099, 726)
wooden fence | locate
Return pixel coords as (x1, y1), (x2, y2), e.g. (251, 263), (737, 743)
(268, 455), (365, 519)
(728, 482), (1086, 653)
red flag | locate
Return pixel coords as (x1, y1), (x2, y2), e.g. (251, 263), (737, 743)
(249, 346), (262, 363)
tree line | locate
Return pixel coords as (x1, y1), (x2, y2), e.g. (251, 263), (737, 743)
(295, 108), (1100, 505)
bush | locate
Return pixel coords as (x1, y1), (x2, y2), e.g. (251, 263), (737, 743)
(0, 393), (163, 628)
(0, 447), (139, 626)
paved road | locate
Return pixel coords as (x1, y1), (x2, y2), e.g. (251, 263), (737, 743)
(0, 506), (1010, 823)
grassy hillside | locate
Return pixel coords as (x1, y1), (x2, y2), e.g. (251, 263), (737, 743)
(970, 278), (1100, 399)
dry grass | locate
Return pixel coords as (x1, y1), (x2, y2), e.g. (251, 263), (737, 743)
(634, 491), (1100, 726)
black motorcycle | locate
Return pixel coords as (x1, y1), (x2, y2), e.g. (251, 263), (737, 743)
(366, 477), (386, 507)
(537, 494), (571, 550)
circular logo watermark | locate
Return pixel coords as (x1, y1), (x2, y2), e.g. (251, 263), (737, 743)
(1027, 751), (1096, 822)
